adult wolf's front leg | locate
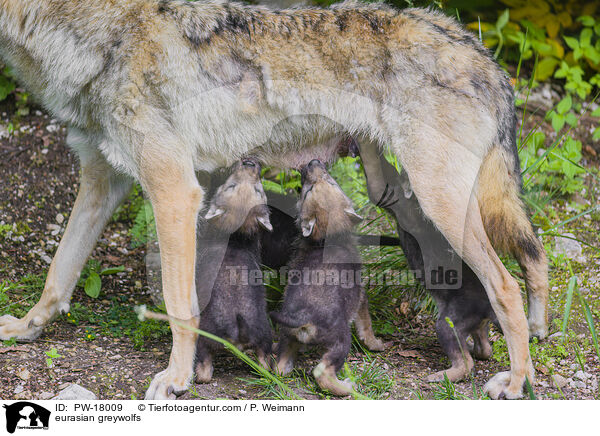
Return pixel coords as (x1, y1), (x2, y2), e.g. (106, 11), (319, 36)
(0, 148), (131, 341)
(141, 155), (203, 400)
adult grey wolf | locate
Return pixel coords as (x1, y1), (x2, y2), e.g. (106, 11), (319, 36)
(0, 0), (547, 399)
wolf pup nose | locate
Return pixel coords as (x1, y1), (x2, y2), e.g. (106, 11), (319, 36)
(272, 160), (385, 396)
(194, 159), (273, 383)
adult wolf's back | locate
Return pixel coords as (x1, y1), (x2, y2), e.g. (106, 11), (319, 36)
(0, 0), (547, 399)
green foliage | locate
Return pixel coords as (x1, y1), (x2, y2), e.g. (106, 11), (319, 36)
(45, 347), (62, 368)
(0, 67), (15, 102)
(65, 299), (171, 350)
(431, 374), (469, 400)
(77, 259), (126, 299)
(519, 129), (585, 195)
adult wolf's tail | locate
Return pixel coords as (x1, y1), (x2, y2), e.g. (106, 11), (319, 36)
(476, 144), (549, 339)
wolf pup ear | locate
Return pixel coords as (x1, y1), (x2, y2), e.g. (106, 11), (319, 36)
(301, 217), (316, 237)
(205, 205), (224, 220)
(257, 213), (273, 232)
(345, 208), (363, 224)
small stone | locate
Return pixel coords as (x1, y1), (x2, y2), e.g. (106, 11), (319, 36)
(17, 368), (31, 381)
(53, 384), (97, 400)
(238, 389), (247, 394)
(552, 374), (568, 389)
(38, 392), (54, 400)
(570, 380), (586, 389)
(15, 391), (31, 400)
(554, 234), (585, 263)
(574, 370), (588, 380)
(591, 377), (598, 392)
(55, 213), (64, 224)
(14, 385), (24, 394)
(58, 382), (71, 390)
(570, 363), (579, 370)
(109, 354), (122, 360)
(548, 332), (563, 340)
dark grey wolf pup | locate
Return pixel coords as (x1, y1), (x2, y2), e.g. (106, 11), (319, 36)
(271, 159), (384, 396)
(393, 170), (498, 382)
(194, 158), (273, 382)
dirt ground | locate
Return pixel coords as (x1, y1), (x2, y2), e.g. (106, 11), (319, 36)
(1, 101), (599, 400)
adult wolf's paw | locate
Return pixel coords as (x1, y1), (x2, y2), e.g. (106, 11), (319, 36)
(483, 372), (524, 400)
(144, 368), (191, 400)
(528, 320), (548, 341)
(0, 315), (43, 341)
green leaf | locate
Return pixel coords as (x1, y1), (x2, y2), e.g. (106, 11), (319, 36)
(578, 292), (600, 359)
(84, 272), (101, 299)
(0, 75), (15, 101)
(583, 46), (600, 65)
(45, 347), (62, 359)
(496, 9), (509, 31)
(551, 114), (565, 132)
(592, 107), (600, 117)
(564, 112), (578, 127)
(100, 266), (125, 275)
(577, 15), (595, 27)
(580, 28), (593, 48)
(534, 57), (559, 81)
(561, 276), (577, 339)
(563, 36), (579, 50)
(556, 95), (572, 114)
(593, 127), (600, 141)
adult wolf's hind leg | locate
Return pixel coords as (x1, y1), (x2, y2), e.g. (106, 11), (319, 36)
(387, 138), (533, 400)
(0, 149), (131, 341)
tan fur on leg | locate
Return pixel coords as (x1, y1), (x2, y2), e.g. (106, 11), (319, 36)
(313, 361), (354, 396)
(354, 296), (385, 351)
(141, 154), (203, 400)
(427, 352), (474, 383)
(472, 320), (493, 360)
(195, 357), (213, 383)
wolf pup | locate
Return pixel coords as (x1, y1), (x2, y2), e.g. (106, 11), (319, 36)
(194, 158), (273, 382)
(271, 159), (384, 396)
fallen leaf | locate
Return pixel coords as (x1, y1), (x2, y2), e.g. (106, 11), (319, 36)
(0, 346), (29, 354)
(536, 365), (549, 375)
(397, 349), (423, 359)
(584, 145), (597, 157)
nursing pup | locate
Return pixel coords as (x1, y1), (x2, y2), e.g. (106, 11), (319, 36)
(194, 158), (273, 382)
(271, 159), (384, 396)
(0, 0), (548, 399)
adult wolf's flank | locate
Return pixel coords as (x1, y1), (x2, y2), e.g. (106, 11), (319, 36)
(0, 0), (547, 399)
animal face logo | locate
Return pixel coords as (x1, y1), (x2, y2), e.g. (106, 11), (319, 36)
(3, 402), (51, 433)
